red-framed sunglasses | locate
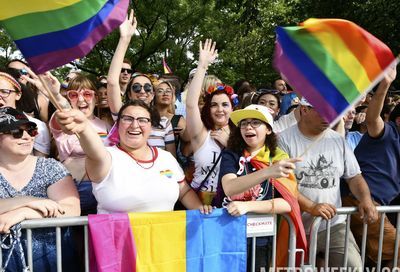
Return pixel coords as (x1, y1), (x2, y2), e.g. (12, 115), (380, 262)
(67, 89), (95, 102)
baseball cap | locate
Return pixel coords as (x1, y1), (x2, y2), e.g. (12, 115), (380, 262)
(230, 104), (274, 131)
(0, 107), (36, 133)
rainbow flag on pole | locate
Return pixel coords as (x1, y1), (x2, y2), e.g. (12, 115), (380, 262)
(162, 56), (173, 74)
(89, 209), (247, 272)
(0, 0), (129, 73)
(273, 18), (398, 124)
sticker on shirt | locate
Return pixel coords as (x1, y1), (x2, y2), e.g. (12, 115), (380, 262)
(160, 170), (173, 179)
(295, 155), (337, 189)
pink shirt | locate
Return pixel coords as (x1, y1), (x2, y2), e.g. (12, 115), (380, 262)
(50, 115), (110, 162)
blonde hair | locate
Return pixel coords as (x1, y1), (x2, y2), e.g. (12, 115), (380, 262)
(67, 73), (97, 92)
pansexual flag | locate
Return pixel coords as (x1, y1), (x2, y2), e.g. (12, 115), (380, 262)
(0, 0), (129, 73)
(273, 18), (398, 124)
(89, 209), (247, 272)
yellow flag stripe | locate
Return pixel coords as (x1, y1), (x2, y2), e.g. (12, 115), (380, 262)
(129, 211), (187, 272)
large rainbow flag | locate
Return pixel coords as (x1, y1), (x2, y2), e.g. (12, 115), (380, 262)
(89, 209), (247, 272)
(273, 18), (397, 124)
(0, 0), (129, 73)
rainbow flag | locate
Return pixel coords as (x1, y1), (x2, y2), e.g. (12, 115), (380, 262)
(89, 209), (247, 272)
(273, 18), (398, 124)
(0, 0), (129, 73)
(162, 56), (173, 74)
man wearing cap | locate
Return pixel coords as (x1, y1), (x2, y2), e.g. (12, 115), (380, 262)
(278, 97), (377, 268)
(0, 70), (51, 157)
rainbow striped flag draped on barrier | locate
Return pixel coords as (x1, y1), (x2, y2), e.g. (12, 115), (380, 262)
(88, 209), (247, 272)
(273, 18), (398, 124)
(0, 0), (129, 73)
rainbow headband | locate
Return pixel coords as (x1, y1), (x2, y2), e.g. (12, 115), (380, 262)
(207, 83), (239, 107)
(0, 72), (21, 92)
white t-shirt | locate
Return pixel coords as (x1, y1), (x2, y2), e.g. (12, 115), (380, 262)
(27, 115), (51, 155)
(274, 110), (297, 134)
(191, 131), (222, 192)
(278, 125), (361, 233)
(93, 146), (185, 214)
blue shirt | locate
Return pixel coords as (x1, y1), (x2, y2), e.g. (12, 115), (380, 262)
(354, 122), (400, 205)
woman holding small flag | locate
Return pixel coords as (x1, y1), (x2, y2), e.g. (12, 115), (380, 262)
(214, 104), (307, 269)
(54, 99), (212, 215)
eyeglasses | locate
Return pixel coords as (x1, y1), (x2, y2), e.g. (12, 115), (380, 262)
(239, 119), (264, 129)
(131, 83), (153, 93)
(0, 127), (38, 139)
(120, 115), (151, 126)
(67, 89), (95, 102)
(156, 88), (172, 95)
(0, 88), (18, 98)
(121, 68), (133, 74)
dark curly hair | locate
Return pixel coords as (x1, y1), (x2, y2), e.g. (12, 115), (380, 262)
(227, 122), (278, 157)
(117, 100), (161, 129)
(201, 89), (233, 130)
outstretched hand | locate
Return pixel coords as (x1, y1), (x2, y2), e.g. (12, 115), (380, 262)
(55, 109), (88, 135)
(120, 9), (137, 38)
(198, 39), (218, 69)
(267, 158), (302, 179)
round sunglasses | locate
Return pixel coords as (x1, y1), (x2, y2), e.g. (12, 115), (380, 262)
(67, 89), (95, 102)
(0, 127), (38, 138)
(131, 83), (153, 93)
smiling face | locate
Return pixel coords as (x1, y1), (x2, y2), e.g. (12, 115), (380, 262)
(258, 94), (280, 118)
(128, 76), (154, 105)
(0, 75), (21, 108)
(118, 105), (152, 150)
(239, 118), (271, 152)
(209, 93), (233, 129)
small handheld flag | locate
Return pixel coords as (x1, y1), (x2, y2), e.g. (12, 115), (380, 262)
(162, 56), (173, 74)
(273, 18), (398, 125)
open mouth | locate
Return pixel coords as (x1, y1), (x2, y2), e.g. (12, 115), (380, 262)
(244, 133), (256, 139)
(127, 130), (142, 136)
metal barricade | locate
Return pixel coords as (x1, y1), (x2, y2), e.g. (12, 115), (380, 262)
(308, 206), (400, 271)
(0, 213), (299, 272)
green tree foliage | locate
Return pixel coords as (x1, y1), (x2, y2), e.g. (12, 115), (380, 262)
(0, 0), (399, 88)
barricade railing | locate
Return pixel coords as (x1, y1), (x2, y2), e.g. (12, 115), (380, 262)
(308, 206), (400, 271)
(0, 213), (298, 272)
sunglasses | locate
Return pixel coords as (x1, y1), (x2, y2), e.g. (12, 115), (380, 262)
(131, 83), (153, 93)
(121, 68), (133, 74)
(67, 89), (95, 102)
(257, 89), (280, 95)
(0, 127), (38, 139)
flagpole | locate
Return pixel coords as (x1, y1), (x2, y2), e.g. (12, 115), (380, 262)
(38, 75), (80, 139)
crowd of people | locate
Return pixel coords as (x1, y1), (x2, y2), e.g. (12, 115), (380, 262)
(0, 10), (399, 272)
